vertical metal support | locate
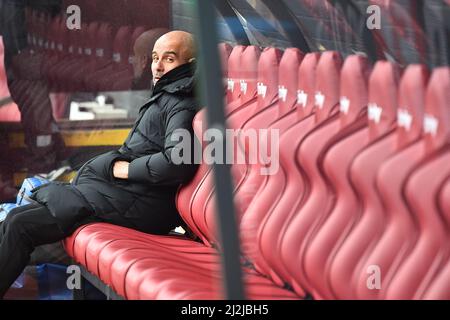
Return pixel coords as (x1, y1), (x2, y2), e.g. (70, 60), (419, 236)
(192, 0), (245, 300)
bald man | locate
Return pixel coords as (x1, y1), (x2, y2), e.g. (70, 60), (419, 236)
(0, 30), (200, 298)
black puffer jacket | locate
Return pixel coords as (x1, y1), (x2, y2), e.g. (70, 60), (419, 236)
(32, 62), (200, 234)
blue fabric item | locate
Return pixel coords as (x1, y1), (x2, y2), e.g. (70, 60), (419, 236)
(37, 264), (72, 300)
(0, 203), (18, 222)
(0, 177), (49, 222)
(16, 177), (49, 206)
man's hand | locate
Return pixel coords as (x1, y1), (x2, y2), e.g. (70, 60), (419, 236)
(113, 161), (130, 179)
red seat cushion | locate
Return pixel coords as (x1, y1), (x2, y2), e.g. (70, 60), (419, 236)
(320, 61), (400, 299)
(64, 223), (300, 300)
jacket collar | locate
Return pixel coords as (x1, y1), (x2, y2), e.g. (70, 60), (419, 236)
(151, 62), (196, 96)
(138, 62), (196, 113)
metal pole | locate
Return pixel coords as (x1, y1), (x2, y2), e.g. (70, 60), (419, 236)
(192, 0), (245, 300)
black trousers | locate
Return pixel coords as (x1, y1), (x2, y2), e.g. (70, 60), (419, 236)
(0, 203), (96, 298)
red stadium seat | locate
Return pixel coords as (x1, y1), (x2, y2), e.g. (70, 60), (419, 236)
(186, 45), (262, 245)
(238, 48), (307, 285)
(71, 22), (114, 91)
(296, 53), (321, 118)
(47, 23), (88, 91)
(352, 64), (429, 299)
(40, 16), (66, 79)
(385, 67), (450, 299)
(58, 22), (100, 91)
(85, 25), (134, 92)
(226, 45), (246, 104)
(326, 60), (401, 299)
(302, 54), (371, 299)
(274, 51), (343, 296)
(238, 53), (320, 295)
(422, 178), (450, 299)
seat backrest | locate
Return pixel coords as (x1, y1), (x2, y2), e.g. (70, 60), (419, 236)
(385, 67), (450, 299)
(281, 51), (344, 296)
(261, 52), (342, 294)
(296, 52), (321, 119)
(324, 60), (400, 299)
(339, 55), (371, 126)
(239, 46), (261, 104)
(277, 48), (304, 116)
(71, 22), (88, 57)
(227, 45), (246, 103)
(423, 67), (450, 152)
(93, 22), (114, 61)
(228, 46), (282, 191)
(35, 11), (50, 51)
(396, 65), (430, 147)
(126, 26), (147, 66)
(391, 149), (450, 299)
(176, 47), (262, 246)
(201, 47), (281, 246)
(55, 15), (70, 54)
(350, 64), (429, 300)
(298, 54), (371, 299)
(251, 47), (284, 113)
(235, 48), (305, 288)
(26, 9), (36, 49)
(45, 16), (62, 54)
(175, 112), (212, 245)
(112, 26), (133, 65)
(367, 61), (401, 140)
(82, 22), (100, 58)
(358, 65), (428, 299)
(314, 51), (343, 123)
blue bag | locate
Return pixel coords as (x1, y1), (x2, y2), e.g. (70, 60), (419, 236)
(0, 177), (48, 222)
(0, 203), (18, 223)
(16, 176), (49, 206)
(36, 263), (73, 300)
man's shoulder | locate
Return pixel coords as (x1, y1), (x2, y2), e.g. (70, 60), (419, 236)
(160, 91), (199, 112)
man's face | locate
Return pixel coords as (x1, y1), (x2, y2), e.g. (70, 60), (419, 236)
(151, 37), (187, 85)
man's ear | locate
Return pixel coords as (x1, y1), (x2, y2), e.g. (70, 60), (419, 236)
(188, 58), (196, 63)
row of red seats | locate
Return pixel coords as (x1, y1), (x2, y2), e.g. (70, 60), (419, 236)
(64, 43), (449, 300)
(21, 8), (166, 92)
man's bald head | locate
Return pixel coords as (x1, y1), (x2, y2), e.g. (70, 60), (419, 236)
(153, 30), (195, 62)
(151, 30), (196, 85)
